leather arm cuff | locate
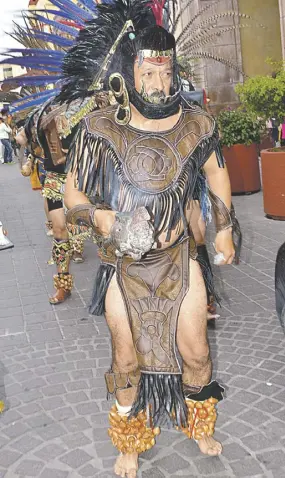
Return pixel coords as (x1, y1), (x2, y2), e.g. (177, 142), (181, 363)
(208, 189), (233, 233)
(105, 368), (141, 395)
(66, 203), (110, 234)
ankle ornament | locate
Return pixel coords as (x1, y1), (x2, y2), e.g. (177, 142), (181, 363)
(180, 380), (224, 440)
(45, 221), (53, 231)
(181, 397), (218, 440)
(108, 404), (160, 454)
(53, 273), (74, 292)
(71, 236), (84, 255)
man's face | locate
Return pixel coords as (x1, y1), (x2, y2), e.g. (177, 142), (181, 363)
(134, 58), (173, 104)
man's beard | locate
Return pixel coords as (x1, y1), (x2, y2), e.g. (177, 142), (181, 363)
(142, 90), (167, 104)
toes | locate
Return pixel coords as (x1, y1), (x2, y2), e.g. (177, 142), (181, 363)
(208, 448), (221, 456)
(114, 461), (122, 475)
(114, 467), (121, 476)
(207, 443), (223, 456)
(114, 467), (124, 478)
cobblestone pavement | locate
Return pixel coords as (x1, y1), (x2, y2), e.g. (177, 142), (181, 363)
(1, 162), (285, 478)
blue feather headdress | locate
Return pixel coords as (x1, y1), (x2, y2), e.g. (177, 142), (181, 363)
(0, 0), (100, 113)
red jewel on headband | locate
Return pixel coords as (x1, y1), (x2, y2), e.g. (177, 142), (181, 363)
(157, 57), (162, 63)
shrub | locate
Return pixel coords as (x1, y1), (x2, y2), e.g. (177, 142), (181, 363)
(217, 109), (265, 148)
(235, 71), (285, 123)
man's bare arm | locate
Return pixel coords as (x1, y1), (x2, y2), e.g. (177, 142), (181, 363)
(203, 151), (231, 209)
(64, 171), (116, 237)
(64, 171), (90, 208)
(203, 151), (235, 265)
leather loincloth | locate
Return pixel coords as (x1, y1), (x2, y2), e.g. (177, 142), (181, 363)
(117, 237), (190, 374)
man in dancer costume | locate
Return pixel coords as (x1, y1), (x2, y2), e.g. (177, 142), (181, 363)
(3, 0), (107, 303)
(16, 101), (102, 303)
(60, 1), (235, 475)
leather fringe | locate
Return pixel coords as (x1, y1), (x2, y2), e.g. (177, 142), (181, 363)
(66, 121), (220, 241)
(231, 205), (242, 264)
(130, 373), (188, 428)
(196, 246), (221, 306)
(89, 264), (115, 316)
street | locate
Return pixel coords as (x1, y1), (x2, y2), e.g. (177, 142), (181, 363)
(0, 162), (285, 478)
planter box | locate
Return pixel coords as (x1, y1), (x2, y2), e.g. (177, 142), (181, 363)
(222, 143), (261, 195)
(258, 133), (274, 154)
(261, 148), (285, 220)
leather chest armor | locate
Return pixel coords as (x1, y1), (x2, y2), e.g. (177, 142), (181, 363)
(68, 103), (219, 239)
(85, 105), (216, 195)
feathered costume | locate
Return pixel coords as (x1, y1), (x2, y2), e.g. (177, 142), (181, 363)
(1, 0), (109, 303)
(56, 0), (242, 456)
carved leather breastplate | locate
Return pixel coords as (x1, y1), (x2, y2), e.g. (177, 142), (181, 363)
(69, 104), (218, 239)
(86, 105), (215, 196)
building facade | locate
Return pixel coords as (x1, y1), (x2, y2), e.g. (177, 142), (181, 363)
(25, 0), (285, 111)
(178, 0), (283, 111)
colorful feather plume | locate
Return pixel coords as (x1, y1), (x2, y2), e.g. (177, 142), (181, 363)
(2, 0), (261, 114)
(0, 0), (99, 113)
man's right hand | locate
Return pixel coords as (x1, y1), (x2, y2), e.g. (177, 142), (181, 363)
(94, 209), (116, 237)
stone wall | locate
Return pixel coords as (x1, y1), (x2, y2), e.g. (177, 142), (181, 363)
(238, 0), (282, 77)
(178, 0), (243, 112)
(177, 0), (283, 112)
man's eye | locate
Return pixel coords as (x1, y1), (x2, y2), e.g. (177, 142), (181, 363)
(143, 72), (152, 78)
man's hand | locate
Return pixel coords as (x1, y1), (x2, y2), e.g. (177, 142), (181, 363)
(94, 209), (116, 237)
(214, 228), (235, 265)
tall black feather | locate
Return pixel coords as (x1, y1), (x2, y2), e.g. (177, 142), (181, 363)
(58, 0), (155, 103)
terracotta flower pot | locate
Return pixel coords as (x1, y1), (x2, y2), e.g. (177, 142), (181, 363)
(261, 148), (285, 220)
(222, 143), (261, 195)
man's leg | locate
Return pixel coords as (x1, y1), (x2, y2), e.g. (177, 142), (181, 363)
(47, 200), (73, 304)
(105, 274), (149, 478)
(70, 234), (85, 263)
(190, 200), (219, 320)
(177, 258), (222, 456)
(44, 199), (53, 237)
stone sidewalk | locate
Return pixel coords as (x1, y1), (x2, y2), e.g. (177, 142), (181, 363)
(0, 162), (285, 478)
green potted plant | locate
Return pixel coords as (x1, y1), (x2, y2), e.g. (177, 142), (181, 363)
(217, 109), (264, 194)
(235, 70), (285, 219)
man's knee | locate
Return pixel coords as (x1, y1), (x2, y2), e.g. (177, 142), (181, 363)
(113, 346), (138, 373)
(50, 211), (67, 238)
(181, 342), (210, 369)
(52, 225), (67, 239)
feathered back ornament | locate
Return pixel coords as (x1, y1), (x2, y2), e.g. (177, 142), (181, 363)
(0, 0), (100, 114)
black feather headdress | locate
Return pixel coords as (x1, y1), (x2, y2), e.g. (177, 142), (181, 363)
(58, 0), (156, 104)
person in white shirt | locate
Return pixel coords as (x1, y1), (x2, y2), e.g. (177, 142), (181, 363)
(0, 117), (13, 163)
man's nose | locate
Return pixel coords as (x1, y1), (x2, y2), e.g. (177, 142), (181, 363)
(154, 72), (164, 91)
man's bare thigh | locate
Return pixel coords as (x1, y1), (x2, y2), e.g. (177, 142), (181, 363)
(105, 273), (137, 367)
(177, 258), (208, 357)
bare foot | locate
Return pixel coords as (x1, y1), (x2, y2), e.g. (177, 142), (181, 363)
(49, 289), (71, 305)
(72, 252), (84, 263)
(197, 435), (222, 456)
(207, 311), (220, 320)
(114, 453), (138, 478)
